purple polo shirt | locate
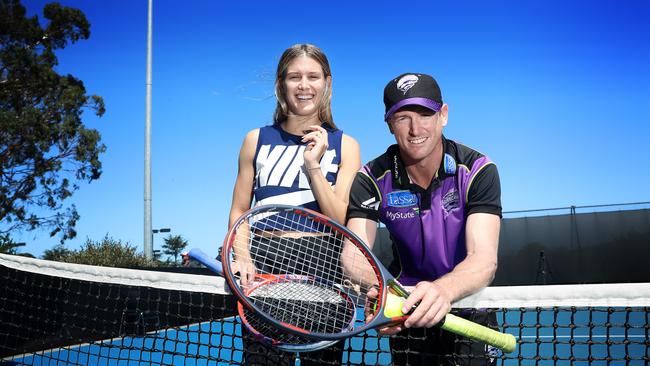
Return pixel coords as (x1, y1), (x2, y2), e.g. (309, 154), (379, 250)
(347, 137), (501, 286)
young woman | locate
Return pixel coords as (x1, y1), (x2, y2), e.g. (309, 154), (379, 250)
(227, 44), (360, 365)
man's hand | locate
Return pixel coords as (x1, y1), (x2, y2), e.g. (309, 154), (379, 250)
(401, 281), (452, 329)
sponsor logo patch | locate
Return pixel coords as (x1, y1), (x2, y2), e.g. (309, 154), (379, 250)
(386, 191), (418, 208)
(386, 210), (415, 221)
(442, 189), (460, 215)
(361, 197), (380, 211)
(443, 153), (456, 175)
(392, 155), (400, 181)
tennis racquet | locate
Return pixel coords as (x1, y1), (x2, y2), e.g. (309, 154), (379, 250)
(188, 248), (340, 352)
(221, 204), (517, 353)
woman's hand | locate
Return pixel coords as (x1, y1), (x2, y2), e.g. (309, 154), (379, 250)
(302, 125), (328, 170)
(235, 257), (257, 287)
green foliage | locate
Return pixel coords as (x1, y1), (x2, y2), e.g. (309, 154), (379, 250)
(41, 242), (71, 261)
(0, 232), (26, 254)
(43, 235), (156, 268)
(162, 234), (189, 266)
(0, 0), (105, 242)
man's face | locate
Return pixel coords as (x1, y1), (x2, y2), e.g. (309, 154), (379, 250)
(387, 104), (447, 164)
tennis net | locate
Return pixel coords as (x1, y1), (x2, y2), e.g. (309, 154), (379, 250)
(1, 253), (648, 365)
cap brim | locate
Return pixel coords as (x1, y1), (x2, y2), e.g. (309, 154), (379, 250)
(385, 98), (442, 121)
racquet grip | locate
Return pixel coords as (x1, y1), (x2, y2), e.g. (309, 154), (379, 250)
(441, 313), (517, 353)
(188, 248), (223, 275)
(383, 292), (515, 352)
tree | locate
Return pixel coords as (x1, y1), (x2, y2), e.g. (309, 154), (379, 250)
(0, 232), (27, 254)
(41, 242), (71, 261)
(162, 234), (188, 266)
(0, 0), (105, 242)
(43, 235), (154, 268)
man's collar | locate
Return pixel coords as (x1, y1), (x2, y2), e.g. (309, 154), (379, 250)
(388, 144), (407, 188)
(390, 135), (457, 190)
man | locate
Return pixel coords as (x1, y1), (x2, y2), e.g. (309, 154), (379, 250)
(346, 73), (501, 365)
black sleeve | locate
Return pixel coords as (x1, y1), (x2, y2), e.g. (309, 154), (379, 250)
(346, 171), (381, 222)
(466, 163), (502, 217)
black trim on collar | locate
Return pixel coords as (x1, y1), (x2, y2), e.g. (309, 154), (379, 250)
(388, 145), (407, 188)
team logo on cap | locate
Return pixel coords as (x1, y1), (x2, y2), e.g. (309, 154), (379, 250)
(396, 74), (419, 95)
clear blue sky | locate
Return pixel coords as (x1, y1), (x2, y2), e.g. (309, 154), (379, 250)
(15, 0), (650, 257)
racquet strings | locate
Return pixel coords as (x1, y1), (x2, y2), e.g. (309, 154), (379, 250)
(230, 208), (378, 335)
(241, 304), (328, 345)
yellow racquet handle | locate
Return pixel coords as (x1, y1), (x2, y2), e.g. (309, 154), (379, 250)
(441, 313), (516, 353)
(383, 293), (516, 353)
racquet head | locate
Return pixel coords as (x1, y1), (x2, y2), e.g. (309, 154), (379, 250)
(221, 205), (395, 340)
(187, 248), (338, 351)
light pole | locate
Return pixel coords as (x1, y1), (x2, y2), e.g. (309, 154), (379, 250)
(144, 0), (154, 259)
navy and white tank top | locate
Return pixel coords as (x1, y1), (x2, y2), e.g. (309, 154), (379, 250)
(253, 124), (343, 214)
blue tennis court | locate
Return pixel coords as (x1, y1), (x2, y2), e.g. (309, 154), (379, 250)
(10, 318), (392, 366)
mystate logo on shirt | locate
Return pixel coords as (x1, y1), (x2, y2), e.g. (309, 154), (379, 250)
(385, 210), (416, 221)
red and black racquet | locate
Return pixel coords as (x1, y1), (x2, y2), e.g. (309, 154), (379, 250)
(220, 205), (516, 353)
(188, 248), (341, 352)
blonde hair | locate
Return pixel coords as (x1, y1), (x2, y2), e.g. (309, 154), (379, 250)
(273, 44), (336, 129)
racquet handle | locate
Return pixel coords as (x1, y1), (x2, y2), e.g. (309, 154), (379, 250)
(383, 293), (516, 353)
(441, 313), (516, 353)
(188, 248), (223, 274)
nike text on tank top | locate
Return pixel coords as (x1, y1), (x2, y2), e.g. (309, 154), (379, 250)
(253, 124), (342, 214)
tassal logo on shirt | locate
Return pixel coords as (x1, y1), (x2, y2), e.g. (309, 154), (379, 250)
(386, 191), (418, 208)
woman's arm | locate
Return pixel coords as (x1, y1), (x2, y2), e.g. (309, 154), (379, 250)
(227, 129), (259, 285)
(308, 133), (361, 223)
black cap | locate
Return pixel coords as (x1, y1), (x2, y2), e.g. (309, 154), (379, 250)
(383, 73), (443, 121)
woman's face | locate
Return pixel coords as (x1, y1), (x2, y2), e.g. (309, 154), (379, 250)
(282, 55), (329, 120)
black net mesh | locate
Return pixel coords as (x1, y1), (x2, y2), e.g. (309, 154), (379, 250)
(1, 254), (648, 365)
